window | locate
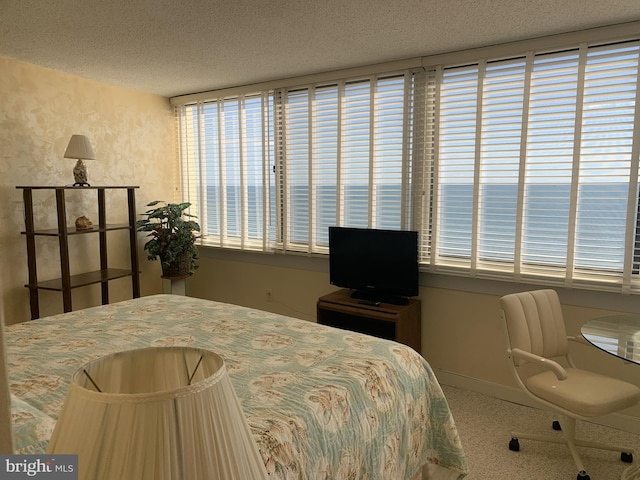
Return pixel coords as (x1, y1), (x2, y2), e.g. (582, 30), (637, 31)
(176, 93), (275, 251)
(277, 74), (415, 252)
(177, 73), (416, 254)
(427, 40), (640, 292)
(175, 36), (640, 294)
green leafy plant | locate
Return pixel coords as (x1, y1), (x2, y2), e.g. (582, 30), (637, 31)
(136, 201), (201, 276)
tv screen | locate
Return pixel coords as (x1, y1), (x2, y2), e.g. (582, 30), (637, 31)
(328, 227), (419, 304)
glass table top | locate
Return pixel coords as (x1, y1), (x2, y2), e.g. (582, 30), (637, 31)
(581, 314), (640, 365)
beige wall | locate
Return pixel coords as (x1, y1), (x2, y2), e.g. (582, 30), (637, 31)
(0, 57), (174, 324)
(187, 254), (335, 320)
(188, 251), (640, 425)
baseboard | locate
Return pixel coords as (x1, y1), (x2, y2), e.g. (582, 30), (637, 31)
(434, 369), (640, 435)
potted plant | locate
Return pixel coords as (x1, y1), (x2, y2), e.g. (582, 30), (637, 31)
(136, 201), (201, 277)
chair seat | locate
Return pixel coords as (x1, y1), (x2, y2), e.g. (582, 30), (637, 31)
(526, 368), (640, 418)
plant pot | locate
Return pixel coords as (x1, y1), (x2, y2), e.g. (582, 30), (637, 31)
(161, 253), (191, 278)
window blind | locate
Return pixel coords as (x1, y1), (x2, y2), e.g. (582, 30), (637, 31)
(428, 40), (640, 291)
(175, 93), (274, 251)
(176, 72), (416, 254)
(275, 73), (416, 254)
(175, 35), (640, 295)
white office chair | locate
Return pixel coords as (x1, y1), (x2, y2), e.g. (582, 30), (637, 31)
(500, 289), (640, 480)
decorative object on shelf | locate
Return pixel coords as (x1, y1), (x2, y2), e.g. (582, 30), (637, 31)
(47, 347), (269, 480)
(63, 134), (95, 187)
(136, 201), (201, 278)
(74, 215), (93, 230)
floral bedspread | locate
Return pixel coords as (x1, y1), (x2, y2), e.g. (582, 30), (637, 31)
(6, 294), (468, 479)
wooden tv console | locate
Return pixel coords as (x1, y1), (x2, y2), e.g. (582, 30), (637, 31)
(317, 289), (421, 353)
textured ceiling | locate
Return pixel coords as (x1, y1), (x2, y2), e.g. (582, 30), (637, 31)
(1, 0), (640, 98)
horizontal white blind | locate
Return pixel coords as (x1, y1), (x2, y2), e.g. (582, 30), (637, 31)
(276, 73), (416, 254)
(176, 94), (274, 251)
(522, 49), (579, 280)
(436, 64), (480, 263)
(478, 57), (526, 272)
(574, 43), (639, 287)
(430, 40), (640, 291)
(175, 34), (640, 295)
(415, 69), (437, 265)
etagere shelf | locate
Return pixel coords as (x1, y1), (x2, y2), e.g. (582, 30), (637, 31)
(17, 186), (140, 319)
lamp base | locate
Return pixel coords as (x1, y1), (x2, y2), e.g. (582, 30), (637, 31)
(72, 159), (90, 187)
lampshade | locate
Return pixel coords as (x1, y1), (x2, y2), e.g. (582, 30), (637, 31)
(63, 135), (95, 160)
(63, 135), (95, 186)
(47, 347), (268, 480)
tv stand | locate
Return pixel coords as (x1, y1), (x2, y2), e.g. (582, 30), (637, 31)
(317, 289), (421, 353)
(350, 289), (409, 305)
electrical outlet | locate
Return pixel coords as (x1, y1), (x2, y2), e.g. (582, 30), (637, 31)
(266, 289), (273, 302)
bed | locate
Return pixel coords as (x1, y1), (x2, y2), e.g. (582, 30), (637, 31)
(4, 294), (468, 479)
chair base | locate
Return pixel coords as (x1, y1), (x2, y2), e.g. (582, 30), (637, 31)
(509, 417), (635, 479)
(510, 431), (635, 455)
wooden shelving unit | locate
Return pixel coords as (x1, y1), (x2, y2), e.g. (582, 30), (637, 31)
(17, 186), (140, 319)
(317, 288), (422, 353)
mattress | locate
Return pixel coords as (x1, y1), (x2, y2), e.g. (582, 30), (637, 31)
(5, 294), (468, 479)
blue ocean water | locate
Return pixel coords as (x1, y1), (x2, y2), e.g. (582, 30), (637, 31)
(439, 183), (629, 269)
(204, 185), (404, 243)
(202, 183), (631, 270)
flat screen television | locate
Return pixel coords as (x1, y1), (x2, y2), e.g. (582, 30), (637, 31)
(328, 226), (419, 305)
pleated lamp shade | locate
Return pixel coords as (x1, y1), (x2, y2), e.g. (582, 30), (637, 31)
(47, 347), (268, 480)
(63, 135), (96, 161)
(63, 134), (95, 186)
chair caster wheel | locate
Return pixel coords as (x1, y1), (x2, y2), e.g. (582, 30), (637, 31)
(552, 420), (562, 431)
(622, 452), (633, 463)
(577, 471), (590, 480)
(508, 438), (520, 452)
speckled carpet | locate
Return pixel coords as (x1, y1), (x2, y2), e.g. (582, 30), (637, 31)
(442, 385), (640, 480)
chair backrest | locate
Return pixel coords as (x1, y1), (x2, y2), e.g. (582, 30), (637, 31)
(500, 289), (569, 366)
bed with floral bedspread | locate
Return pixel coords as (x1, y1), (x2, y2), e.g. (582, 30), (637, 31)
(5, 294), (468, 479)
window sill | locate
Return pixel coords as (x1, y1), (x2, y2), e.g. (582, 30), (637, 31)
(198, 246), (640, 314)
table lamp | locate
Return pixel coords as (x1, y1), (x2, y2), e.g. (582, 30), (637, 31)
(63, 135), (95, 187)
(47, 347), (269, 480)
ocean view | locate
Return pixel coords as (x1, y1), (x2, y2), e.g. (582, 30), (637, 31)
(201, 182), (632, 271)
